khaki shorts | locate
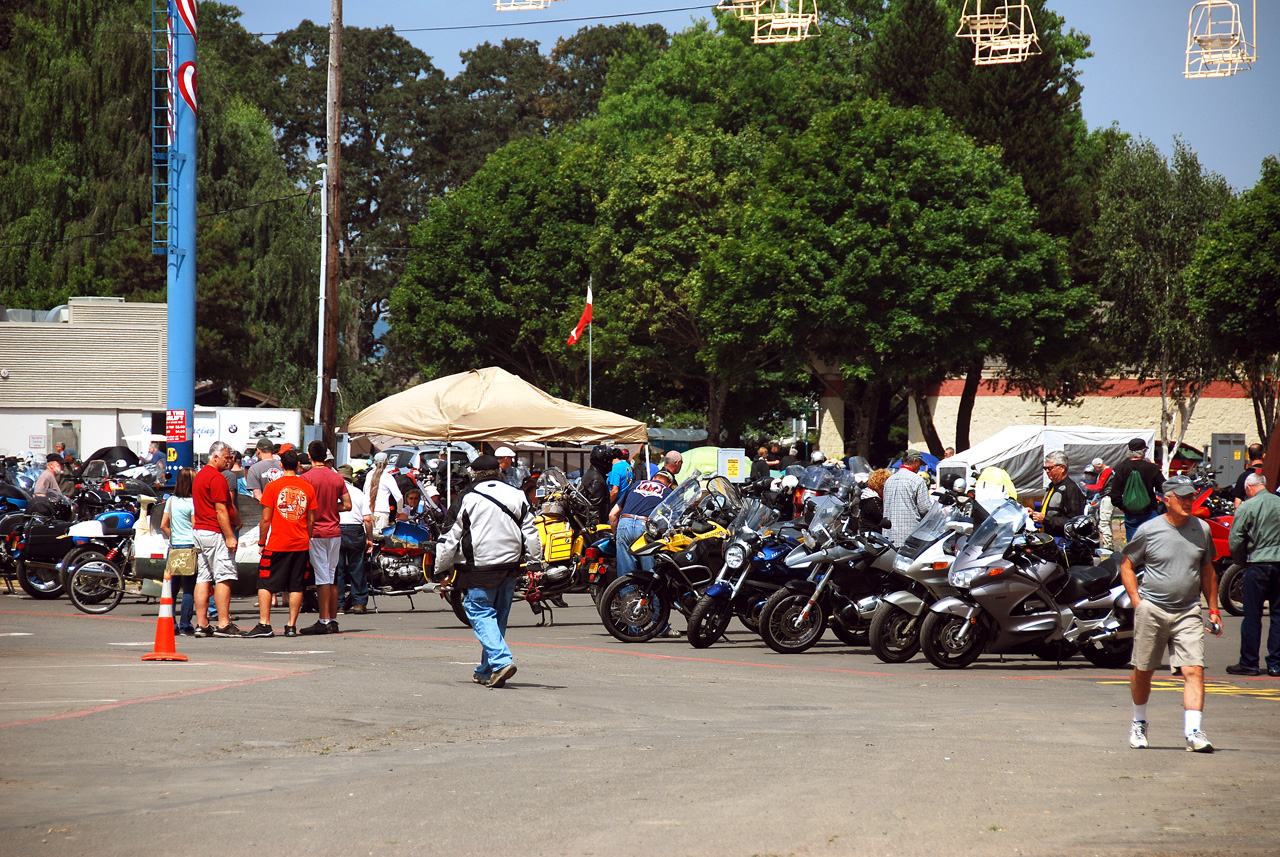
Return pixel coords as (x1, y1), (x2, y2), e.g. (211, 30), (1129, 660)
(194, 530), (238, 585)
(1131, 598), (1204, 671)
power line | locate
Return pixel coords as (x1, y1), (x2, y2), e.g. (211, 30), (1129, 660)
(0, 191), (311, 252)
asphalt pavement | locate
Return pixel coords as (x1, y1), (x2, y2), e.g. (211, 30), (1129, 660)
(1, 588), (1277, 857)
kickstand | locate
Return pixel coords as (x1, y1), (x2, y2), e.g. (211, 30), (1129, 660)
(406, 594), (415, 611)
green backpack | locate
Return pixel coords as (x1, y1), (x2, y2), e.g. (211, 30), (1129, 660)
(1121, 469), (1150, 513)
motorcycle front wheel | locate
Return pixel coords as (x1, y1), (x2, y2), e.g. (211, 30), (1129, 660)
(66, 553), (126, 615)
(759, 589), (827, 654)
(869, 601), (920, 663)
(687, 595), (733, 649)
(598, 575), (670, 643)
(17, 559), (64, 600)
(920, 610), (987, 669)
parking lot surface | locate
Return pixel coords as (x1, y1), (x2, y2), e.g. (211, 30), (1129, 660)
(1, 590), (1277, 857)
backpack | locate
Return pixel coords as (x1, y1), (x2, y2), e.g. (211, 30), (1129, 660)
(1121, 469), (1150, 513)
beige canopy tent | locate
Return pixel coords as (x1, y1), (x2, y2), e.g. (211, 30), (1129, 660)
(346, 367), (647, 446)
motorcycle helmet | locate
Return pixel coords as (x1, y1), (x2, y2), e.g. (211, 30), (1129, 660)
(1063, 514), (1097, 543)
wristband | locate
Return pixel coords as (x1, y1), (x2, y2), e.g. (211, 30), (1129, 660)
(1209, 610), (1220, 616)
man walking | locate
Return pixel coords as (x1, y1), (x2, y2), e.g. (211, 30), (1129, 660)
(193, 441), (243, 638)
(250, 449), (317, 638)
(1086, 456), (1116, 550)
(301, 440), (350, 634)
(1226, 472), (1280, 677)
(435, 455), (541, 688)
(883, 450), (932, 549)
(336, 464), (372, 614)
(1121, 475), (1222, 752)
(1109, 438), (1165, 541)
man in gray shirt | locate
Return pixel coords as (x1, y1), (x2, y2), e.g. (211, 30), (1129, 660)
(244, 437), (283, 500)
(1120, 475), (1222, 753)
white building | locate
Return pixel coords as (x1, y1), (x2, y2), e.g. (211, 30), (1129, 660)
(0, 297), (167, 457)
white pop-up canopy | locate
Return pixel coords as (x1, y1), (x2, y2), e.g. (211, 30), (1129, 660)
(937, 425), (1157, 499)
(346, 366), (648, 446)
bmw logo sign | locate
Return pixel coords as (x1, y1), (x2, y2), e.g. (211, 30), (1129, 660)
(228, 425), (238, 433)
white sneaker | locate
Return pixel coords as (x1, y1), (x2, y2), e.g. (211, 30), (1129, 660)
(1129, 720), (1148, 749)
(1185, 730), (1214, 753)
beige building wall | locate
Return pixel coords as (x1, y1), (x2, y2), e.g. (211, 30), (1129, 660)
(911, 381), (1261, 452)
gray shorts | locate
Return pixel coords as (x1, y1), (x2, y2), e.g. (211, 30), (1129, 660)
(194, 529), (237, 584)
(1131, 598), (1204, 671)
(309, 537), (341, 586)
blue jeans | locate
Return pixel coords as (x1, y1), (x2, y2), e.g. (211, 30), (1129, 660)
(1124, 508), (1159, 542)
(463, 577), (518, 681)
(1239, 562), (1280, 671)
(616, 517), (651, 576)
(338, 524), (369, 606)
(172, 574), (196, 633)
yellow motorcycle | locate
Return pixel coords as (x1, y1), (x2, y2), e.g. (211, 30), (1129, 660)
(522, 468), (614, 620)
(597, 474), (742, 642)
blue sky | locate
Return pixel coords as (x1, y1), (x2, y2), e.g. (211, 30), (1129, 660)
(233, 1), (1279, 191)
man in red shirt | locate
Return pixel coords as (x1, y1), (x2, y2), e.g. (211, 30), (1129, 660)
(300, 440), (350, 634)
(193, 441), (243, 637)
(251, 449), (317, 638)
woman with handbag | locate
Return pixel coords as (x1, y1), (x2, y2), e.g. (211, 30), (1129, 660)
(161, 468), (199, 636)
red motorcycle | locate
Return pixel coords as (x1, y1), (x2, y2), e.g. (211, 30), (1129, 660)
(1190, 477), (1245, 616)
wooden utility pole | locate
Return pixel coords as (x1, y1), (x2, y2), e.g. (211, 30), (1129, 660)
(321, 0), (342, 450)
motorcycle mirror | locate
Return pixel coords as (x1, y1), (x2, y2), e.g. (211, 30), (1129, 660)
(880, 518), (892, 531)
(938, 493), (956, 507)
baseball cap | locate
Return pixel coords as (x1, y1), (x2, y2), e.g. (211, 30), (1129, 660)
(256, 437), (274, 452)
(1128, 438), (1148, 452)
(425, 484), (439, 497)
(1090, 457), (1105, 469)
(902, 449), (925, 464)
(46, 452), (63, 463)
(1162, 475), (1197, 497)
(494, 446), (516, 458)
(296, 452), (311, 466)
(472, 454), (501, 471)
(278, 443), (293, 454)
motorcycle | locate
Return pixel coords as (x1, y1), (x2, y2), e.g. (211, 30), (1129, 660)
(685, 498), (805, 648)
(919, 499), (1134, 670)
(520, 468), (614, 621)
(367, 515), (442, 611)
(597, 474), (740, 643)
(757, 495), (897, 654)
(868, 500), (972, 663)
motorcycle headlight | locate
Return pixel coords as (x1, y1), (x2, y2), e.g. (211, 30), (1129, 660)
(948, 564), (996, 589)
(892, 553), (911, 573)
(725, 543), (748, 569)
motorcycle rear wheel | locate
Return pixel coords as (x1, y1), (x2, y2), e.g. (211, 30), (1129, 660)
(16, 560), (63, 600)
(869, 601), (920, 663)
(687, 595), (733, 649)
(1218, 563), (1247, 617)
(598, 575), (670, 643)
(449, 587), (472, 628)
(920, 610), (986, 670)
(759, 589), (827, 654)
(66, 553), (125, 615)
(1081, 635), (1133, 669)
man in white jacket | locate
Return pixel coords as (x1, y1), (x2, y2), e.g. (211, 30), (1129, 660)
(435, 455), (542, 688)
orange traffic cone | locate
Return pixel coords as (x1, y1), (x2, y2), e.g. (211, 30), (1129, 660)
(142, 574), (188, 662)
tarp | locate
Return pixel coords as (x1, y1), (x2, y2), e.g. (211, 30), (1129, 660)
(936, 425), (1156, 500)
(346, 367), (648, 446)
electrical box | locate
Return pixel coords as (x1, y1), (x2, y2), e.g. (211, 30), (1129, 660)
(718, 448), (749, 483)
(1209, 433), (1247, 487)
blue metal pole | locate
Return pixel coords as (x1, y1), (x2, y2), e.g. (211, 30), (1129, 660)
(166, 0), (197, 474)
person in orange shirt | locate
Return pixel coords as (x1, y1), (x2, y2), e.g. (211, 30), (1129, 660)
(248, 449), (317, 638)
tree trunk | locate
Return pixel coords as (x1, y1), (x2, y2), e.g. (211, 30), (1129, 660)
(910, 378), (945, 458)
(705, 377), (729, 446)
(845, 378), (879, 459)
(955, 358), (983, 453)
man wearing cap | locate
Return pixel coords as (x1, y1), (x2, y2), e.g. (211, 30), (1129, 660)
(336, 464), (373, 614)
(1226, 472), (1280, 677)
(364, 451), (403, 533)
(301, 440), (351, 633)
(1109, 438), (1165, 541)
(435, 455), (542, 688)
(493, 445), (519, 485)
(244, 437), (283, 501)
(883, 451), (931, 549)
(1085, 456), (1116, 550)
(1121, 475), (1222, 753)
(32, 453), (68, 503)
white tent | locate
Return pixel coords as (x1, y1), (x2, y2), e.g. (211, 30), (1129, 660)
(937, 425), (1156, 500)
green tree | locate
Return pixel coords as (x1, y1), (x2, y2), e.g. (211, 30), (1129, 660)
(1186, 155), (1280, 444)
(1094, 137), (1233, 473)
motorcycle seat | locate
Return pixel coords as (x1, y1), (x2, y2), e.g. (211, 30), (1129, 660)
(1064, 564), (1115, 599)
(100, 525), (134, 538)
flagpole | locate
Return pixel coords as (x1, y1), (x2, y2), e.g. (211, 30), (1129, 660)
(588, 275), (593, 409)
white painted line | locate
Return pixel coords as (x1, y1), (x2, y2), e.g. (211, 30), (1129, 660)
(0, 632), (34, 636)
(108, 642), (153, 647)
(261, 650), (334, 655)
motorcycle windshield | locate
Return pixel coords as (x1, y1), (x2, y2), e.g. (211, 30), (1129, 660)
(846, 456), (873, 478)
(808, 495), (847, 548)
(647, 474), (702, 534)
(798, 465), (838, 493)
(728, 498), (779, 535)
(535, 467), (568, 499)
(896, 502), (956, 562)
(957, 499), (1026, 561)
(702, 474), (744, 520)
(81, 460), (110, 483)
